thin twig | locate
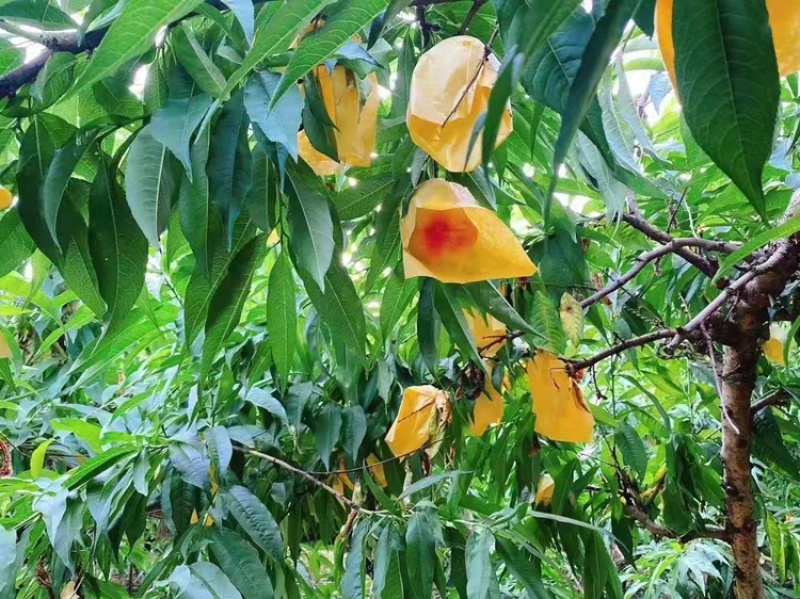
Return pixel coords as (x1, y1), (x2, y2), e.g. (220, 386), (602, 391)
(440, 28), (498, 128)
(567, 329), (676, 374)
(581, 239), (737, 309)
(458, 0), (488, 34)
(244, 448), (379, 515)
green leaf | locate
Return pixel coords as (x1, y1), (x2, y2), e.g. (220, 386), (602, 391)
(583, 532), (610, 599)
(210, 529), (275, 599)
(72, 0), (205, 97)
(174, 563), (243, 599)
(333, 175), (394, 220)
(466, 530), (497, 599)
(752, 409), (800, 481)
(512, 0), (583, 59)
(206, 426), (233, 475)
(398, 470), (465, 500)
(417, 278), (439, 374)
(271, 0), (390, 106)
(202, 234), (266, 376)
(380, 274), (416, 340)
(496, 537), (550, 599)
(89, 163), (148, 333)
(208, 91), (252, 247)
(301, 257), (367, 358)
(244, 144), (279, 233)
(766, 511), (786, 583)
(179, 123), (224, 276)
(42, 133), (93, 249)
(372, 524), (401, 599)
(0, 0), (75, 27)
(223, 0), (337, 97)
(51, 418), (103, 453)
(673, 0), (779, 219)
(60, 186), (106, 317)
(64, 446), (138, 490)
(0, 209), (36, 279)
(244, 72), (304, 159)
(316, 404), (342, 470)
(434, 283), (481, 365)
(464, 282), (536, 335)
(614, 422), (647, 480)
(150, 94), (213, 178)
(481, 51), (522, 171)
(365, 178), (408, 290)
(267, 250), (297, 391)
(173, 24), (228, 98)
(30, 440), (52, 478)
(522, 8), (612, 169)
(219, 0), (255, 44)
(406, 510), (435, 599)
(550, 0), (639, 220)
(223, 485), (284, 563)
(341, 405), (366, 460)
(285, 161), (335, 291)
(529, 291), (566, 354)
(125, 125), (180, 246)
(183, 217), (258, 346)
(342, 520), (368, 599)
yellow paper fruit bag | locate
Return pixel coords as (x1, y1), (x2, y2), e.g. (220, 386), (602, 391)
(0, 187), (12, 210)
(407, 36), (513, 172)
(657, 0), (800, 87)
(469, 376), (506, 437)
(401, 179), (537, 283)
(298, 130), (341, 176)
(385, 385), (450, 457)
(763, 324), (787, 366)
(464, 309), (507, 357)
(535, 473), (555, 506)
(318, 66), (380, 168)
(527, 350), (594, 444)
(366, 454), (388, 488)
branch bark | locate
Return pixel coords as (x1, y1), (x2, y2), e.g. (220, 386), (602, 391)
(581, 238), (737, 309)
(624, 504), (729, 544)
(721, 343), (763, 599)
(567, 329), (676, 373)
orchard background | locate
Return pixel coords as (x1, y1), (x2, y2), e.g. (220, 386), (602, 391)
(0, 1), (799, 598)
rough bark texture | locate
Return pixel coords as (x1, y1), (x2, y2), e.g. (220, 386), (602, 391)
(721, 343), (763, 599)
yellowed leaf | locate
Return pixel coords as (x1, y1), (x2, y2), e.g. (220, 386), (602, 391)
(366, 454), (388, 488)
(560, 292), (584, 344)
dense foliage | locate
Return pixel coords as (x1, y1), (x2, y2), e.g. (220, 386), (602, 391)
(0, 1), (799, 598)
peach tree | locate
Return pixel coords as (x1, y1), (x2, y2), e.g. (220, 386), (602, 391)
(0, 1), (799, 598)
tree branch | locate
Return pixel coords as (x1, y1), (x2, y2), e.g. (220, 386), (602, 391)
(244, 448), (378, 515)
(622, 195), (723, 280)
(624, 504), (729, 544)
(750, 391), (790, 415)
(567, 329), (676, 374)
(666, 242), (797, 351)
(581, 238), (737, 309)
(458, 0), (488, 34)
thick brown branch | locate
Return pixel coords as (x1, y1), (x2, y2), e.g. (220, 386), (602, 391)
(750, 391), (790, 415)
(667, 242), (798, 351)
(624, 505), (729, 544)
